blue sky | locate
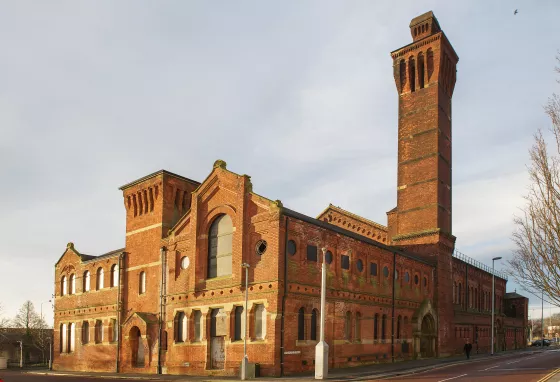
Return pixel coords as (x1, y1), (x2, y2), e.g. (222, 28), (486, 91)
(0, 1), (559, 325)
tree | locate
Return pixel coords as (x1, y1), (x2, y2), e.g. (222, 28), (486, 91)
(509, 54), (560, 306)
(0, 303), (11, 329)
(12, 301), (50, 363)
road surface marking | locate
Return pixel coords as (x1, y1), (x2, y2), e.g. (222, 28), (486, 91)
(537, 367), (560, 382)
(507, 359), (524, 364)
(437, 374), (468, 382)
(479, 365), (499, 371)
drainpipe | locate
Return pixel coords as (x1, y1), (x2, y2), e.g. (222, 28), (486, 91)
(280, 216), (289, 377)
(391, 252), (396, 363)
(157, 246), (167, 374)
(116, 252), (125, 373)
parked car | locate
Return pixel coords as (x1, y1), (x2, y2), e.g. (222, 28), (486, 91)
(531, 339), (551, 346)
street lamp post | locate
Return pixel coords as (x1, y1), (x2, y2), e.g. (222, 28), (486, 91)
(241, 263), (250, 380)
(40, 300), (52, 322)
(491, 256), (502, 355)
(315, 248), (328, 379)
(541, 290), (544, 348)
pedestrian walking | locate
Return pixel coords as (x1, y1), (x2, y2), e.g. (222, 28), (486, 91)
(464, 340), (473, 359)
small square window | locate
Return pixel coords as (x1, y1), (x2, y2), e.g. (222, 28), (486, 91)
(306, 245), (318, 262)
(341, 255), (350, 270)
(370, 263), (378, 276)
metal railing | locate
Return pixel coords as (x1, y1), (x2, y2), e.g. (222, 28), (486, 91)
(452, 249), (508, 280)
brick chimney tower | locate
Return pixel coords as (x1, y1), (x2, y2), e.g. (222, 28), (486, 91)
(388, 11), (459, 357)
(390, 11), (458, 242)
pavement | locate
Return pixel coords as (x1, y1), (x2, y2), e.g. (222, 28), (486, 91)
(2, 347), (558, 381)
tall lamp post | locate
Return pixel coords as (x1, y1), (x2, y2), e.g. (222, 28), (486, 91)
(241, 263), (250, 380)
(315, 248), (328, 379)
(491, 256), (502, 355)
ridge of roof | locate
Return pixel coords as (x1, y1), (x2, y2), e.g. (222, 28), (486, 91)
(504, 292), (526, 299)
(319, 204), (388, 231)
(283, 207), (433, 267)
(81, 248), (125, 263)
(118, 170), (200, 191)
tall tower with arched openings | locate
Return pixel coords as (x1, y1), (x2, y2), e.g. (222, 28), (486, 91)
(388, 11), (459, 356)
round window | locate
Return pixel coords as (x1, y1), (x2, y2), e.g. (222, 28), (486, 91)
(383, 266), (389, 278)
(325, 250), (333, 264)
(287, 240), (297, 256)
(404, 272), (410, 283)
(414, 275), (419, 285)
(356, 259), (364, 272)
(180, 256), (190, 270)
(256, 240), (267, 256)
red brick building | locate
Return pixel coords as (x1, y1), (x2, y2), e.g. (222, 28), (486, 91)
(52, 11), (528, 377)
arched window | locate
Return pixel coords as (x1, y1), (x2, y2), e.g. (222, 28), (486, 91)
(95, 320), (103, 343)
(297, 307), (305, 340)
(311, 309), (318, 341)
(355, 312), (361, 341)
(96, 268), (104, 290)
(61, 276), (67, 296)
(397, 315), (402, 339)
(109, 319), (117, 342)
(69, 274), (75, 295)
(409, 57), (416, 92)
(399, 59), (407, 94)
(207, 214), (233, 278)
(139, 271), (146, 294)
(60, 323), (67, 353)
(110, 264), (119, 288)
(174, 312), (186, 342)
(374, 314), (379, 340)
(68, 323), (75, 352)
(458, 283), (462, 305)
(418, 52), (425, 89)
(427, 48), (434, 80)
(345, 311), (352, 341)
(83, 271), (90, 292)
(82, 321), (89, 344)
(193, 311), (202, 341)
(254, 304), (266, 340)
(382, 314), (387, 340)
(234, 306), (243, 341)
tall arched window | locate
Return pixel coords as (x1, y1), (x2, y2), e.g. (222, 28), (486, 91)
(458, 283), (462, 305)
(174, 311), (186, 343)
(193, 311), (202, 341)
(234, 306), (243, 341)
(207, 214), (233, 278)
(60, 323), (67, 352)
(69, 274), (75, 295)
(453, 282), (457, 303)
(297, 307), (305, 340)
(82, 321), (89, 344)
(345, 311), (352, 341)
(397, 315), (402, 339)
(61, 276), (67, 296)
(409, 57), (416, 92)
(110, 264), (119, 288)
(96, 268), (104, 290)
(418, 52), (425, 89)
(374, 314), (379, 340)
(254, 304), (266, 340)
(355, 312), (361, 341)
(68, 323), (75, 352)
(382, 314), (387, 340)
(139, 271), (146, 294)
(404, 316), (409, 338)
(83, 271), (90, 292)
(311, 309), (318, 341)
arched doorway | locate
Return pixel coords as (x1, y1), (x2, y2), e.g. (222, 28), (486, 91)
(129, 326), (145, 367)
(420, 314), (436, 358)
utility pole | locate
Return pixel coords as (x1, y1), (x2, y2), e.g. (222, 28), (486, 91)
(18, 340), (23, 368)
(542, 290), (545, 347)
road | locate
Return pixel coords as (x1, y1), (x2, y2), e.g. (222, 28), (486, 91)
(382, 348), (560, 382)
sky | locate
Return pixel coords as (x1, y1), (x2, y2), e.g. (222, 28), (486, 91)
(0, 1), (559, 326)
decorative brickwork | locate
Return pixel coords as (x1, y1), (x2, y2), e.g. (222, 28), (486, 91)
(52, 11), (527, 377)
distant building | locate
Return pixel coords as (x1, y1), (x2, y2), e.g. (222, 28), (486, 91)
(53, 11), (528, 377)
(0, 328), (53, 366)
